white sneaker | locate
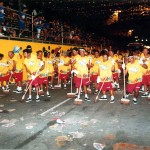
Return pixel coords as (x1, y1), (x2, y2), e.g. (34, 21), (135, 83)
(26, 97), (32, 102)
(85, 97), (91, 102)
(64, 84), (67, 89)
(133, 98), (137, 104)
(47, 92), (51, 97)
(99, 95), (107, 101)
(36, 96), (40, 102)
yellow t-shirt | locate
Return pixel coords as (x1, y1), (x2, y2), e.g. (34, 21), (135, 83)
(126, 61), (143, 83)
(90, 57), (101, 74)
(142, 60), (150, 75)
(39, 58), (48, 77)
(99, 60), (113, 81)
(140, 53), (150, 60)
(13, 54), (23, 73)
(0, 58), (9, 75)
(58, 56), (70, 74)
(71, 54), (80, 70)
(109, 55), (119, 72)
(75, 55), (89, 77)
(7, 58), (13, 71)
(46, 57), (54, 76)
(24, 54), (41, 79)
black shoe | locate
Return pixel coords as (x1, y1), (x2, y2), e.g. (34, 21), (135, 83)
(36, 97), (40, 102)
(26, 97), (32, 102)
(50, 86), (54, 90)
(110, 99), (115, 103)
(99, 96), (107, 101)
(13, 89), (22, 93)
(133, 99), (137, 104)
(94, 91), (98, 95)
(141, 93), (149, 97)
(16, 90), (23, 93)
(85, 97), (91, 102)
(47, 93), (51, 97)
(139, 89), (144, 93)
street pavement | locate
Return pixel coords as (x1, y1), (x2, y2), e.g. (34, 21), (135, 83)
(0, 78), (150, 150)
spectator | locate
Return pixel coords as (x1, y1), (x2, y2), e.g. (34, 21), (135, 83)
(0, 0), (5, 26)
(2, 25), (16, 37)
(33, 15), (44, 39)
(18, 7), (28, 37)
(0, 26), (5, 36)
(42, 20), (50, 40)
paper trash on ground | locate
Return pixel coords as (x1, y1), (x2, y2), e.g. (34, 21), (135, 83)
(93, 143), (106, 150)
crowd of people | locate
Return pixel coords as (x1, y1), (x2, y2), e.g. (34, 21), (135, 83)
(0, 45), (150, 104)
(0, 0), (94, 46)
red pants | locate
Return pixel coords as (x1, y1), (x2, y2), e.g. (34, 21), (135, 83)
(59, 73), (68, 80)
(112, 72), (119, 80)
(75, 77), (90, 88)
(13, 72), (23, 82)
(98, 82), (113, 91)
(127, 82), (142, 93)
(90, 74), (98, 82)
(142, 74), (150, 85)
(39, 77), (48, 85)
(28, 77), (39, 87)
(0, 74), (10, 82)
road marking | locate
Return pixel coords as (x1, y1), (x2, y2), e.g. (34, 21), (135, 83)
(40, 98), (71, 116)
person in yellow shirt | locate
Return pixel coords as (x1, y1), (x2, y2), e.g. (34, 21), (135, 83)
(124, 54), (147, 104)
(37, 50), (51, 97)
(8, 46), (23, 93)
(23, 48), (44, 102)
(0, 53), (10, 91)
(58, 51), (70, 89)
(141, 59), (150, 99)
(44, 51), (55, 89)
(74, 48), (91, 101)
(108, 50), (121, 90)
(70, 47), (81, 94)
(89, 50), (101, 94)
(97, 50), (115, 103)
(139, 48), (150, 97)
